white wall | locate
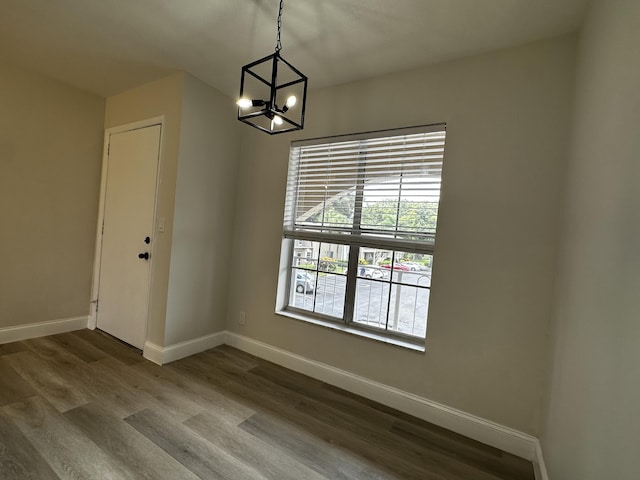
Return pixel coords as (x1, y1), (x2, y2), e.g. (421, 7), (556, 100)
(105, 72), (241, 348)
(227, 35), (577, 435)
(164, 74), (241, 345)
(0, 62), (104, 330)
(542, 1), (640, 478)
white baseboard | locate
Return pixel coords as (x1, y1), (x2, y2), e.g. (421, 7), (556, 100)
(142, 342), (164, 365)
(0, 316), (89, 344)
(225, 331), (538, 461)
(533, 440), (549, 480)
(1, 321), (542, 465)
(143, 331), (226, 365)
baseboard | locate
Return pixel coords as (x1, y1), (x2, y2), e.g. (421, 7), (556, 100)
(0, 316), (89, 344)
(533, 440), (549, 480)
(2, 321), (541, 463)
(142, 341), (164, 365)
(225, 331), (538, 461)
(143, 331), (226, 365)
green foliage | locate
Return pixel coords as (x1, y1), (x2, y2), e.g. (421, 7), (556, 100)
(307, 197), (438, 235)
(362, 200), (438, 234)
(319, 256), (348, 272)
(308, 194), (355, 226)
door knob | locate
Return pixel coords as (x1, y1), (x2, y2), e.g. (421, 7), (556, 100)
(138, 252), (149, 260)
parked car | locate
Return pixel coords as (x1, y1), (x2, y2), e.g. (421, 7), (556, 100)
(360, 266), (385, 279)
(403, 262), (422, 271)
(380, 262), (410, 271)
(295, 272), (315, 293)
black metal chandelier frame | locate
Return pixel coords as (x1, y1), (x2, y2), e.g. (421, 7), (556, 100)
(237, 0), (308, 135)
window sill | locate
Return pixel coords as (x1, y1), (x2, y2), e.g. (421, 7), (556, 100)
(275, 308), (426, 353)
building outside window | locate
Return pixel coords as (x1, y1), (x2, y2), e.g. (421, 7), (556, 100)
(276, 124), (447, 347)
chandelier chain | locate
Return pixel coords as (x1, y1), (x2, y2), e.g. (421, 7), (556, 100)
(275, 0), (284, 52)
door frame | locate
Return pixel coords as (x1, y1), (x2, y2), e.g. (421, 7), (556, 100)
(88, 116), (165, 346)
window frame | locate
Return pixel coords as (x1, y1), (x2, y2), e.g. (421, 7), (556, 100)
(276, 124), (446, 349)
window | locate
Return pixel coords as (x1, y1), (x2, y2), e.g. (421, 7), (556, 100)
(276, 124), (446, 346)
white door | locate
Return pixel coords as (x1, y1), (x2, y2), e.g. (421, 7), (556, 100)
(97, 124), (161, 349)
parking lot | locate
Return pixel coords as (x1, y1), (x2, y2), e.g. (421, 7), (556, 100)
(292, 271), (431, 337)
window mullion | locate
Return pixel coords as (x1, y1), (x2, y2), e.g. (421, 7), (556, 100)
(352, 148), (366, 231)
(343, 246), (359, 325)
(384, 251), (397, 332)
(344, 148), (366, 325)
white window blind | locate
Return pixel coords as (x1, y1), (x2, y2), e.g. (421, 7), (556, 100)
(283, 125), (446, 254)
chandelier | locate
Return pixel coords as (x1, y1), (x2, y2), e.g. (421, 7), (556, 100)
(236, 0), (308, 134)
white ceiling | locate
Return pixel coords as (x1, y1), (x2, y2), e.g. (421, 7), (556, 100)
(0, 0), (590, 98)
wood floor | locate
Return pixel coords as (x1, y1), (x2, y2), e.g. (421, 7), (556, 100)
(0, 329), (534, 480)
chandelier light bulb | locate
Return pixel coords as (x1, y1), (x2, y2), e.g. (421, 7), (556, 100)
(286, 95), (297, 108)
(273, 115), (284, 125)
(236, 98), (253, 109)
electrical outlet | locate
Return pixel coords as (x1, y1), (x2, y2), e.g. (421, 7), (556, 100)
(238, 311), (246, 325)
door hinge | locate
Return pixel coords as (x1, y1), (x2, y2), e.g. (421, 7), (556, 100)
(101, 221), (104, 235)
(95, 300), (99, 312)
(107, 143), (110, 155)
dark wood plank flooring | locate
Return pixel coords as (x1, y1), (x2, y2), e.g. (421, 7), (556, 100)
(0, 330), (534, 480)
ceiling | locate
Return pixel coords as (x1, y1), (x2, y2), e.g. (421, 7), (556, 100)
(0, 0), (590, 98)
